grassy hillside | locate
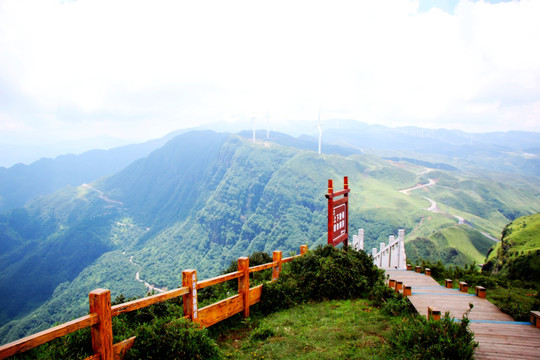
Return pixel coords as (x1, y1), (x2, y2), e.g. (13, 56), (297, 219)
(1, 130), (540, 343)
(483, 213), (540, 282)
(406, 224), (495, 265)
(395, 168), (540, 265)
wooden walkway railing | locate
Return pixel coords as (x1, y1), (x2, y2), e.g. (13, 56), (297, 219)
(386, 268), (540, 359)
(0, 245), (308, 360)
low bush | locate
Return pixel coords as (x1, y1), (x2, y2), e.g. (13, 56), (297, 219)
(258, 245), (386, 314)
(125, 317), (221, 360)
(14, 297), (222, 360)
(11, 327), (92, 360)
(380, 293), (414, 317)
(488, 287), (540, 321)
(460, 272), (500, 289)
(198, 251), (273, 305)
(386, 311), (478, 359)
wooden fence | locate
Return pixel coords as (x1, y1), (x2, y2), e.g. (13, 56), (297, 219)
(0, 245), (308, 360)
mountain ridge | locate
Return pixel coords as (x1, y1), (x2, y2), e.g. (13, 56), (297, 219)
(0, 130), (188, 212)
(2, 121), (540, 213)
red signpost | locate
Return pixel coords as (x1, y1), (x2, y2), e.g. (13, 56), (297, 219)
(325, 176), (350, 247)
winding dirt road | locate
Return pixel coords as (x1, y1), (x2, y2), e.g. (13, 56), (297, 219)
(126, 253), (166, 293)
(82, 183), (123, 205)
(399, 178), (437, 195)
(400, 173), (497, 241)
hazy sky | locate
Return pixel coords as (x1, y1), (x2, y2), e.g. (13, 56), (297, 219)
(1, 0), (539, 147)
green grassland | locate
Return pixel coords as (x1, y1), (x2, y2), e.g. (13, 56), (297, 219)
(484, 212), (540, 283)
(397, 169), (540, 265)
(486, 212), (540, 263)
(407, 225), (495, 265)
(500, 213), (540, 253)
(407, 212), (457, 239)
(217, 299), (397, 360)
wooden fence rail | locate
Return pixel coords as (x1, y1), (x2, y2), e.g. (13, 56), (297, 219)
(0, 245), (308, 360)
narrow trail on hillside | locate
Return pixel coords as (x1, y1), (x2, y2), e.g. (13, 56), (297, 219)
(399, 178), (437, 195)
(82, 183), (124, 205)
(399, 170), (498, 242)
(125, 252), (167, 294)
(82, 185), (164, 292)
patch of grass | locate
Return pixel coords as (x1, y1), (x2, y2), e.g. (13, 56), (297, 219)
(408, 213), (457, 239)
(436, 226), (493, 262)
(407, 225), (495, 266)
(487, 287), (540, 321)
(217, 299), (400, 360)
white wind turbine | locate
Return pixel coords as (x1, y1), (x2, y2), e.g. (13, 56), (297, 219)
(251, 116), (256, 143)
(266, 111), (270, 139)
(317, 109), (322, 155)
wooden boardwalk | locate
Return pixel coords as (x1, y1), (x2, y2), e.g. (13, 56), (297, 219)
(385, 269), (540, 360)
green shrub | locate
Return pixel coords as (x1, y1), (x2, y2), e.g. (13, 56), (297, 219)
(460, 272), (500, 289)
(386, 312), (478, 359)
(126, 317), (222, 360)
(291, 245), (383, 300)
(11, 327), (92, 360)
(259, 245), (385, 314)
(417, 259), (448, 280)
(249, 324), (275, 341)
(257, 275), (303, 314)
(199, 251), (273, 303)
(380, 294), (414, 316)
(488, 287), (540, 321)
(367, 278), (396, 305)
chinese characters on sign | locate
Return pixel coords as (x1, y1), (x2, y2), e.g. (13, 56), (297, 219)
(325, 176), (350, 247)
(333, 204), (346, 235)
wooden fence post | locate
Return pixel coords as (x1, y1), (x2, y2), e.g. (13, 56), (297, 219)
(427, 306), (441, 321)
(272, 251), (282, 281)
(300, 245), (308, 254)
(238, 257), (250, 318)
(403, 285), (412, 297)
(182, 269), (198, 321)
(89, 289), (113, 360)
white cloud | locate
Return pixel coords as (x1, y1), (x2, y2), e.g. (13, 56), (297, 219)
(0, 0), (539, 147)
(0, 113), (29, 131)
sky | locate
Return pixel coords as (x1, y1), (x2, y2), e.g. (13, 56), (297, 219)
(1, 0), (539, 152)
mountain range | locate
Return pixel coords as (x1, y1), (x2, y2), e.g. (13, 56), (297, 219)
(1, 123), (540, 344)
